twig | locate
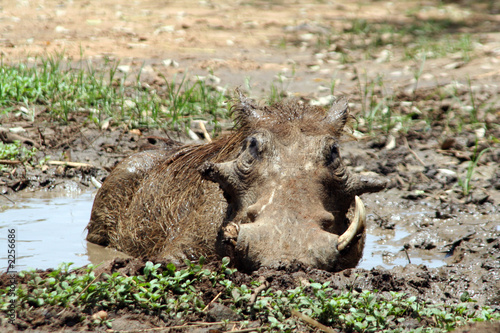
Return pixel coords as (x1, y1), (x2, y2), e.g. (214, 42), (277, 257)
(249, 279), (270, 305)
(0, 160), (21, 165)
(37, 127), (47, 147)
(291, 309), (338, 333)
(0, 193), (15, 204)
(90, 176), (102, 189)
(442, 232), (476, 258)
(199, 121), (212, 143)
(474, 69), (500, 79)
(403, 137), (425, 166)
(0, 129), (40, 148)
(202, 291), (222, 312)
(48, 161), (94, 168)
(227, 327), (264, 333)
(443, 232), (476, 248)
(403, 244), (411, 264)
(73, 271), (103, 303)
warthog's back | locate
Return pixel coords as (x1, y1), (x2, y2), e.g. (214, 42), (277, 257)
(87, 133), (246, 260)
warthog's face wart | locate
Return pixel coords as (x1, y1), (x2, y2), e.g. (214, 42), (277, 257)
(200, 95), (386, 271)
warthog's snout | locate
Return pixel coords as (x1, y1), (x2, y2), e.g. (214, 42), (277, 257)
(230, 196), (366, 271)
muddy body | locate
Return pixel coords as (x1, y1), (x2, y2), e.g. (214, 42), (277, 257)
(87, 94), (386, 271)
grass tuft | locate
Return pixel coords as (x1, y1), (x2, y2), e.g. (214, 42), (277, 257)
(0, 54), (229, 132)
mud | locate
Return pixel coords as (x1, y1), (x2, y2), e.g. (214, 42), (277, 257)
(1, 0), (500, 331)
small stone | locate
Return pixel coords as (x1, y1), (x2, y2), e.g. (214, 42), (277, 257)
(376, 49), (392, 63)
(163, 59), (179, 68)
(444, 62), (464, 70)
(207, 303), (241, 322)
(310, 95), (333, 107)
(154, 25), (175, 35)
(123, 100), (135, 109)
(475, 127), (485, 139)
(91, 310), (108, 321)
(9, 126), (26, 134)
(299, 33), (314, 41)
(117, 65), (130, 73)
(441, 137), (455, 150)
(385, 135), (396, 150)
(55, 26), (69, 33)
(129, 129), (142, 136)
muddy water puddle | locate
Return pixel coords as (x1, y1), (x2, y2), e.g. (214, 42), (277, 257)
(0, 190), (454, 271)
(359, 227), (446, 269)
(0, 188), (129, 271)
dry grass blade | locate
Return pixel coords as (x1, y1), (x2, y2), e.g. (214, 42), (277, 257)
(291, 309), (338, 333)
(403, 137), (425, 166)
(202, 291), (222, 311)
(0, 160), (21, 165)
(48, 161), (94, 168)
(199, 121), (212, 143)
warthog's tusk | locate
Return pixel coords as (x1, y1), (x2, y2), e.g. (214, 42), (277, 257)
(337, 196), (366, 251)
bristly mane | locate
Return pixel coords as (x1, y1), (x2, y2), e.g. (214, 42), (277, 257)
(232, 94), (352, 137)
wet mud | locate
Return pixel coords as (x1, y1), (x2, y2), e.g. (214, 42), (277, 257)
(1, 110), (498, 331)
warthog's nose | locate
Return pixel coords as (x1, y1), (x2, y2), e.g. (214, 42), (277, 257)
(315, 211), (335, 229)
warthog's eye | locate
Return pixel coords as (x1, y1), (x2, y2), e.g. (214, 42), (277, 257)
(325, 143), (340, 167)
(247, 137), (261, 159)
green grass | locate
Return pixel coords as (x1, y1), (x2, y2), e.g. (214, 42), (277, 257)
(458, 141), (491, 196)
(0, 141), (36, 162)
(348, 67), (498, 138)
(0, 54), (229, 132)
(1, 259), (498, 331)
(0, 141), (38, 171)
(404, 34), (474, 62)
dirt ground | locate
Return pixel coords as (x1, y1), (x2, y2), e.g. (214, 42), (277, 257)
(1, 0), (500, 331)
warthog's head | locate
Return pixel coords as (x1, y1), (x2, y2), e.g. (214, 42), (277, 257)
(199, 93), (386, 272)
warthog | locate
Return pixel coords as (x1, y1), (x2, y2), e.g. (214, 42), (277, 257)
(86, 93), (386, 271)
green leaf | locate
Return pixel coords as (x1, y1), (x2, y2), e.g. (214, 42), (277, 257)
(310, 283), (322, 290)
(221, 257), (230, 267)
(198, 256), (205, 266)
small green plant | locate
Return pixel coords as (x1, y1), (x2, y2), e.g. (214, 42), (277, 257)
(458, 141), (491, 196)
(353, 69), (414, 135)
(267, 67), (296, 105)
(0, 141), (38, 171)
(1, 259), (498, 331)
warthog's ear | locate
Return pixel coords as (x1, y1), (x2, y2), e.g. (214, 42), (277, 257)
(198, 161), (242, 204)
(233, 88), (264, 125)
(326, 97), (349, 134)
